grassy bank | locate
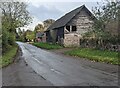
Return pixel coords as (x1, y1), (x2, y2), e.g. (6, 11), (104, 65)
(33, 42), (63, 50)
(0, 45), (18, 68)
(64, 48), (119, 65)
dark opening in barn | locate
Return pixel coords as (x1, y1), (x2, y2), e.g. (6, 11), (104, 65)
(72, 26), (77, 32)
(66, 26), (70, 32)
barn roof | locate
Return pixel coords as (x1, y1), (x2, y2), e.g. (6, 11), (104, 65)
(46, 5), (95, 31)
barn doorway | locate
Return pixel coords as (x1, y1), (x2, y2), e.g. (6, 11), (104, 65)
(66, 26), (70, 32)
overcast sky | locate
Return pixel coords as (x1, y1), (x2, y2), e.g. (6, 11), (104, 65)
(23, 0), (106, 30)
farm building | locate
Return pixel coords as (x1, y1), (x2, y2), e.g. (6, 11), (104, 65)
(45, 5), (95, 47)
(36, 32), (46, 42)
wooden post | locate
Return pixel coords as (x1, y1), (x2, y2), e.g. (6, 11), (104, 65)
(70, 26), (72, 32)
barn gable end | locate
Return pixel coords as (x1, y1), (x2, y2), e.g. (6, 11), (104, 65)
(46, 5), (95, 47)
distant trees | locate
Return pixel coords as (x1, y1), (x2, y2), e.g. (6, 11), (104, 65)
(16, 28), (35, 42)
(33, 19), (55, 42)
(16, 19), (55, 43)
(16, 28), (26, 42)
(0, 1), (32, 53)
(25, 30), (35, 42)
(34, 24), (44, 33)
(43, 19), (55, 31)
(34, 19), (55, 33)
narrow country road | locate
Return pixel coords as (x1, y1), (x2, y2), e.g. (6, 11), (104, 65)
(3, 42), (118, 86)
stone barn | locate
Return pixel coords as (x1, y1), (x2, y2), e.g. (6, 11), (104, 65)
(45, 5), (95, 47)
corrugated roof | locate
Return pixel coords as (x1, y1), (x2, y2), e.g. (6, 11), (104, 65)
(46, 5), (94, 31)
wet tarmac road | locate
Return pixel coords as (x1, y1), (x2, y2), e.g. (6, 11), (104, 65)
(16, 42), (118, 86)
(2, 45), (53, 86)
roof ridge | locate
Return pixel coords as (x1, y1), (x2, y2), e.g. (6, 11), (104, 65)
(64, 5), (85, 26)
(64, 5), (85, 16)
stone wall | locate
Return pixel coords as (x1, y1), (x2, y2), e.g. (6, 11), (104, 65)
(63, 33), (81, 47)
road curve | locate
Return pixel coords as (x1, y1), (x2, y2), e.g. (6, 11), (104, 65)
(17, 42), (118, 86)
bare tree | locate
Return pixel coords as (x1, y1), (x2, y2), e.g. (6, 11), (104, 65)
(0, 1), (32, 33)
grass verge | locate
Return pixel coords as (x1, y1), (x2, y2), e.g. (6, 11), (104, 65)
(33, 42), (63, 50)
(64, 48), (119, 65)
(0, 45), (18, 68)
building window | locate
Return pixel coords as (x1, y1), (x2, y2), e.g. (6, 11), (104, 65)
(66, 26), (70, 32)
(72, 26), (77, 32)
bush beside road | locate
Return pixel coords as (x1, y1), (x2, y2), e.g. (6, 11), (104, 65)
(0, 45), (18, 68)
